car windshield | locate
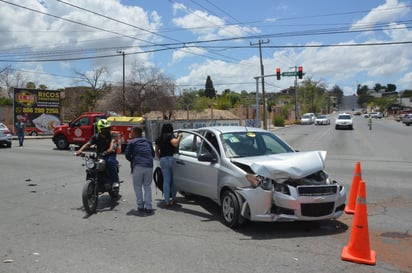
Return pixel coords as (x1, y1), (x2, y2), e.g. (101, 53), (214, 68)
(317, 115), (326, 119)
(302, 114), (311, 118)
(221, 131), (294, 158)
(338, 115), (351, 120)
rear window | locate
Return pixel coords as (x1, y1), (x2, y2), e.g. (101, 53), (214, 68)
(338, 115), (351, 120)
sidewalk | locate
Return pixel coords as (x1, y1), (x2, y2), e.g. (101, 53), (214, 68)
(12, 135), (52, 140)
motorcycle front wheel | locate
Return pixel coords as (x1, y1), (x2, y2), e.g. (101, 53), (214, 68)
(82, 179), (98, 214)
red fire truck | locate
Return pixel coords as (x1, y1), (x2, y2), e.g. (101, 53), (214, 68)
(52, 112), (144, 151)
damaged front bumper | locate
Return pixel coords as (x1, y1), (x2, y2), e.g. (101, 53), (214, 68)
(236, 184), (346, 222)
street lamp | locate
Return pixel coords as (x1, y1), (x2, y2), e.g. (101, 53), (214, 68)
(117, 50), (125, 115)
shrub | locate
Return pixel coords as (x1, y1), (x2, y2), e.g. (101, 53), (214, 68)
(272, 116), (285, 127)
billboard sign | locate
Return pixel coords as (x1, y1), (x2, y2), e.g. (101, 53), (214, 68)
(14, 88), (61, 134)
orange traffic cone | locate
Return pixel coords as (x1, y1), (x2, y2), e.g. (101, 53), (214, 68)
(341, 180), (376, 265)
(345, 161), (362, 214)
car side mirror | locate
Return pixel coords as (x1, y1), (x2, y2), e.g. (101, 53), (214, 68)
(198, 153), (217, 163)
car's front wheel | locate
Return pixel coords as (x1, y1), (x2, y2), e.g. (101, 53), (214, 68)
(221, 190), (241, 228)
(55, 135), (69, 150)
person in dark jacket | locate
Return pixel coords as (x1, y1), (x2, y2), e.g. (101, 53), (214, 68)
(125, 126), (155, 213)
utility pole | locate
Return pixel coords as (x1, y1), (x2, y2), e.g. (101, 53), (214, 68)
(251, 39), (269, 129)
(117, 50), (126, 115)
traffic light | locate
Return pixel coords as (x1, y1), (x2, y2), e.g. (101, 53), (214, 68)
(298, 66), (303, 79)
(276, 68), (281, 80)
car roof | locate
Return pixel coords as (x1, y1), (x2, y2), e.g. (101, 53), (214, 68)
(195, 126), (269, 134)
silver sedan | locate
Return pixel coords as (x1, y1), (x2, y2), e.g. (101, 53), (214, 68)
(153, 126), (346, 227)
(0, 123), (12, 148)
(315, 115), (330, 125)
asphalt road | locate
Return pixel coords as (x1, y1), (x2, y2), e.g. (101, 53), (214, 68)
(0, 117), (411, 273)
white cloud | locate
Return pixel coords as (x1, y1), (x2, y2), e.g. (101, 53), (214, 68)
(172, 3), (259, 41)
(351, 0), (409, 30)
(399, 72), (412, 88)
(171, 45), (207, 63)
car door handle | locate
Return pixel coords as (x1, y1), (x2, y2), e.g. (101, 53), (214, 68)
(176, 160), (186, 165)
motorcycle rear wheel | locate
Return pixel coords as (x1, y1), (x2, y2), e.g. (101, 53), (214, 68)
(82, 179), (98, 214)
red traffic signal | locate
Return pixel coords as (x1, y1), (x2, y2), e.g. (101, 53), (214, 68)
(298, 66), (303, 79)
(276, 68), (281, 80)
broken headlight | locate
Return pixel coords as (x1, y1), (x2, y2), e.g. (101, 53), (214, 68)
(245, 174), (274, 191)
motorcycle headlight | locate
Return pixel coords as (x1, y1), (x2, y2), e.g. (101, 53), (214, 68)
(86, 159), (95, 169)
(96, 159), (106, 171)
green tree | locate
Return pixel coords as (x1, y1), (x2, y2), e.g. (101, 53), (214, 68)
(298, 78), (328, 114)
(0, 96), (13, 106)
(330, 85), (343, 107)
(26, 82), (36, 89)
(215, 95), (231, 110)
(387, 84), (396, 92)
(376, 96), (397, 111)
(374, 83), (385, 92)
(194, 96), (212, 113)
(357, 84), (373, 107)
(39, 84), (48, 90)
(204, 75), (216, 99)
(177, 89), (197, 118)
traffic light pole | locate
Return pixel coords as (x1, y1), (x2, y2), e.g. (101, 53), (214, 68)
(293, 66), (298, 122)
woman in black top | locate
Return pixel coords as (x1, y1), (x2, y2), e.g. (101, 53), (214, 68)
(155, 124), (182, 208)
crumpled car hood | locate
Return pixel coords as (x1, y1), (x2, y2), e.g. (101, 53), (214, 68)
(232, 151), (326, 181)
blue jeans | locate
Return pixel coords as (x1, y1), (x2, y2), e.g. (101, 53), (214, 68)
(159, 156), (176, 203)
(132, 165), (153, 209)
(18, 133), (24, 146)
(104, 154), (119, 185)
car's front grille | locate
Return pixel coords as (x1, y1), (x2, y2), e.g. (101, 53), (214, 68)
(297, 185), (337, 196)
(301, 202), (334, 217)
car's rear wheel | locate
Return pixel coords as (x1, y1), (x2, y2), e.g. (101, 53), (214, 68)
(221, 190), (241, 228)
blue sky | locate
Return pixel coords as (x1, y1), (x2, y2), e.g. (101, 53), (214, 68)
(0, 0), (411, 96)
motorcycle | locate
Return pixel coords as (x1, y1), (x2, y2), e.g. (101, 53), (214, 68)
(78, 152), (121, 214)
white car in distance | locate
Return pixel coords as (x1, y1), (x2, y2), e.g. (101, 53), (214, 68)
(335, 113), (353, 130)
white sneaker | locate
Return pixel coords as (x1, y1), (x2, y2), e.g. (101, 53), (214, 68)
(112, 182), (120, 188)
